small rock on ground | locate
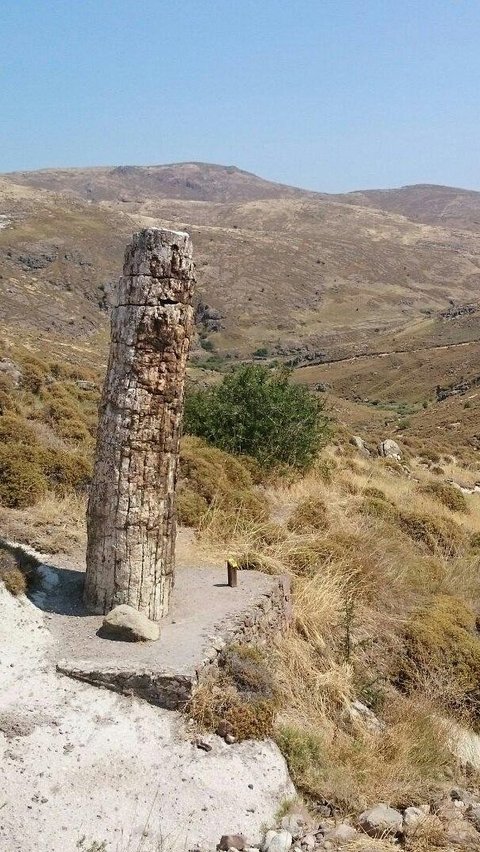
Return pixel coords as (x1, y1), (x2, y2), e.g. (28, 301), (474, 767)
(357, 803), (403, 837)
(102, 603), (160, 641)
(218, 834), (246, 850)
(262, 829), (293, 852)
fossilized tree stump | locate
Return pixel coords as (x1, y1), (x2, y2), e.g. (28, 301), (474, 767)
(84, 228), (195, 620)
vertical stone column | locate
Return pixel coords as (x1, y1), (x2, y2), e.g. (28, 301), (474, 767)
(84, 228), (195, 620)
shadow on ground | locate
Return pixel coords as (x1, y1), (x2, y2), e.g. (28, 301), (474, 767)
(29, 563), (88, 617)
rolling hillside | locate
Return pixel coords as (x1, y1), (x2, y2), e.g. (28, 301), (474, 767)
(2, 162), (480, 451)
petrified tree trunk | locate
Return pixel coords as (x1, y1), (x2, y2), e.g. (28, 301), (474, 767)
(84, 228), (195, 620)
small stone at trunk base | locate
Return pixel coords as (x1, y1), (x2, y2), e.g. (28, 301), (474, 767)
(102, 604), (160, 642)
(217, 835), (246, 851)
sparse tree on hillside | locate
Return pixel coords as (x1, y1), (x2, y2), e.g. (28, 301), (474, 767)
(184, 364), (329, 469)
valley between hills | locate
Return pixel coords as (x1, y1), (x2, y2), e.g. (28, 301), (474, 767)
(2, 161), (480, 455)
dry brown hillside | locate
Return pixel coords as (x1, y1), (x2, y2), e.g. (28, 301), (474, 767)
(343, 183), (480, 231)
(2, 162), (480, 453)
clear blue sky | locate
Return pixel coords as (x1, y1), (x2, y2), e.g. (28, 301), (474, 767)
(1, 0), (479, 192)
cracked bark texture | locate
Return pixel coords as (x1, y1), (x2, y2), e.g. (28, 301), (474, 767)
(84, 228), (195, 619)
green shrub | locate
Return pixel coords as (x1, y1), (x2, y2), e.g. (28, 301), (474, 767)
(0, 414), (36, 445)
(398, 508), (465, 555)
(0, 375), (17, 415)
(41, 391), (91, 442)
(419, 481), (468, 513)
(184, 365), (329, 469)
(178, 436), (266, 528)
(275, 726), (327, 800)
(21, 359), (46, 394)
(37, 448), (92, 493)
(401, 595), (480, 720)
(361, 496), (398, 521)
(0, 444), (47, 508)
(363, 486), (387, 500)
(314, 456), (337, 483)
(220, 644), (277, 700)
(188, 644), (278, 740)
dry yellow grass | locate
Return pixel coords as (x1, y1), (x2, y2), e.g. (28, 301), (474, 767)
(0, 491), (86, 555)
(189, 443), (480, 813)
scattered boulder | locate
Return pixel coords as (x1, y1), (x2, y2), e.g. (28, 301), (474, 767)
(280, 813), (310, 840)
(378, 439), (402, 460)
(357, 804), (403, 837)
(347, 700), (385, 733)
(217, 835), (246, 851)
(351, 436), (370, 457)
(102, 604), (160, 642)
(300, 834), (315, 849)
(451, 788), (479, 807)
(322, 823), (357, 844)
(262, 829), (292, 852)
(444, 816), (480, 846)
(403, 805), (430, 833)
(466, 804), (480, 831)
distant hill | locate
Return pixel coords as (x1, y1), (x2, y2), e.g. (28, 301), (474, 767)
(343, 183), (480, 231)
(3, 161), (480, 452)
(4, 162), (319, 204)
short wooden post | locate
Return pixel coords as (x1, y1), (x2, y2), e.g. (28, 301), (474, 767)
(227, 558), (238, 588)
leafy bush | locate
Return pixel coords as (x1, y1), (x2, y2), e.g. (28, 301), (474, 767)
(42, 395), (90, 442)
(176, 487), (208, 527)
(361, 495), (398, 521)
(37, 448), (92, 494)
(20, 359), (46, 393)
(314, 456), (337, 483)
(398, 509), (465, 556)
(363, 485), (387, 500)
(220, 644), (277, 700)
(184, 365), (329, 469)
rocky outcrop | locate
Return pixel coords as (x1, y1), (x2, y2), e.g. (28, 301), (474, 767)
(378, 438), (402, 460)
(84, 228), (196, 620)
(195, 299), (224, 332)
(436, 374), (480, 401)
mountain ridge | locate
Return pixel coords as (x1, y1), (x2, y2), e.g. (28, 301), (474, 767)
(5, 162), (480, 230)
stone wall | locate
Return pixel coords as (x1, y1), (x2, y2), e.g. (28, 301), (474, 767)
(57, 574), (292, 710)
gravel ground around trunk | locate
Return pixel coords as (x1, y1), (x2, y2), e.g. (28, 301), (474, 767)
(0, 585), (294, 852)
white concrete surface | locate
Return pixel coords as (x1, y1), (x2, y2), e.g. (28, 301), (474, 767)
(0, 585), (294, 852)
